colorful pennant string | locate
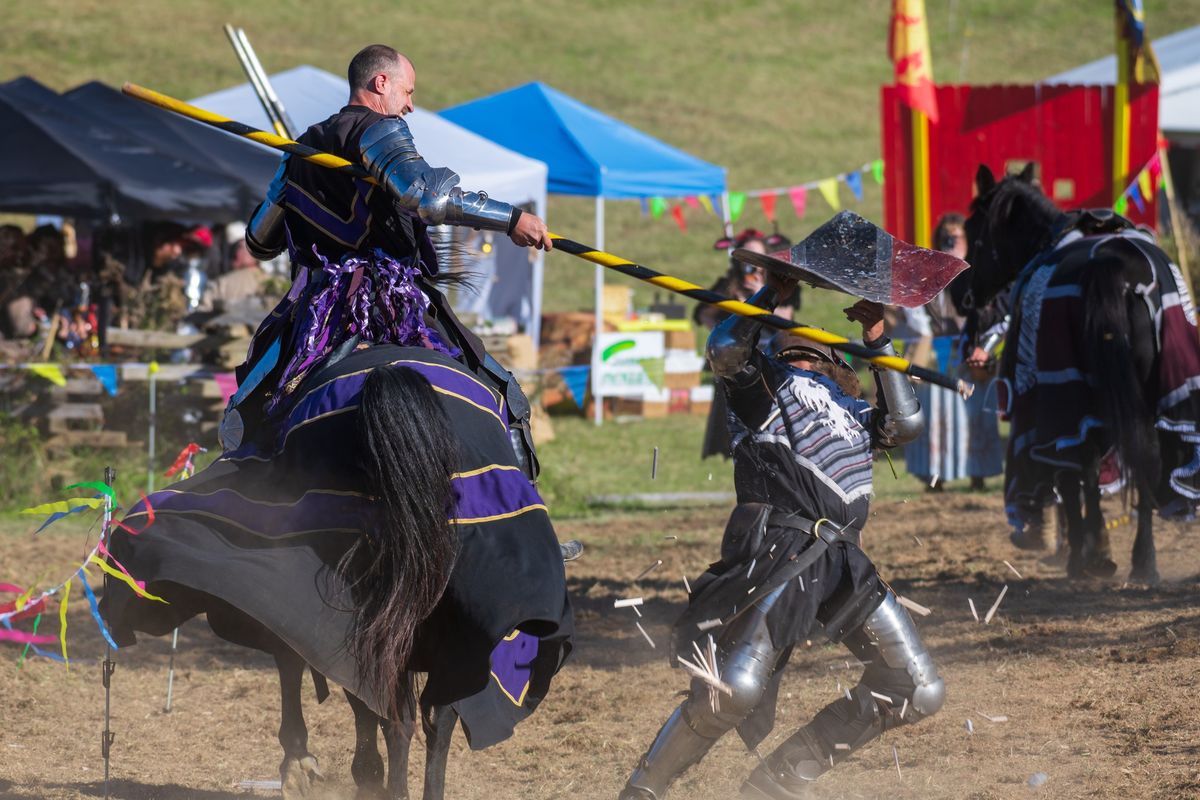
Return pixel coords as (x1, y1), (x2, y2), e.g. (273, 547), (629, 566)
(671, 205), (687, 233)
(728, 192), (747, 223)
(788, 186), (808, 219)
(77, 567), (119, 651)
(759, 192), (777, 222)
(845, 171), (864, 202)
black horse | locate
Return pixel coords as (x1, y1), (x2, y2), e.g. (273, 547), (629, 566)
(954, 164), (1200, 583)
(103, 345), (573, 798)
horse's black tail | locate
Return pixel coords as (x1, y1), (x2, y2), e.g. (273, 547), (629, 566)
(344, 366), (459, 720)
(1082, 251), (1155, 497)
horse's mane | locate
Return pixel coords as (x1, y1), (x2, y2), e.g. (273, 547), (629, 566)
(978, 176), (1060, 244)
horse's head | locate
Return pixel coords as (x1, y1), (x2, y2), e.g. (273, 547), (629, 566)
(956, 163), (1059, 311)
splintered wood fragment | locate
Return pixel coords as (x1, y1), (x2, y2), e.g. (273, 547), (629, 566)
(747, 558), (756, 579)
(892, 745), (902, 780)
(798, 575), (806, 592)
(651, 446), (659, 479)
(844, 688), (853, 701)
(968, 598), (979, 623)
(1003, 560), (1023, 579)
(663, 535), (678, 541)
(682, 574), (691, 594)
(834, 743), (851, 751)
(633, 605), (642, 617)
(635, 621), (656, 649)
(965, 718), (974, 735)
(870, 691), (893, 705)
(979, 712), (1009, 723)
(900, 698), (909, 720)
(929, 473), (940, 488)
(635, 560), (663, 581)
(984, 585), (1009, 624)
(614, 597), (644, 608)
(897, 596), (931, 617)
(747, 586), (757, 595)
(912, 535), (924, 547)
(676, 657), (732, 695)
(697, 618), (723, 632)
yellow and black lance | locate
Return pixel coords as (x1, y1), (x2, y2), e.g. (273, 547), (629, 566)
(121, 82), (971, 395)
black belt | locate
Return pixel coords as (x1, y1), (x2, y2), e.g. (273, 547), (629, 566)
(768, 510), (857, 545)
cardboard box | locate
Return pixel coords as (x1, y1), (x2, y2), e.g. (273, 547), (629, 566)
(664, 371), (701, 390)
(665, 329), (698, 351)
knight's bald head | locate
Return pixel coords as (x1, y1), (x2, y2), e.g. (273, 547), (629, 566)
(347, 45), (415, 117)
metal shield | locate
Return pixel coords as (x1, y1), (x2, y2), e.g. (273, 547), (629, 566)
(732, 211), (968, 308)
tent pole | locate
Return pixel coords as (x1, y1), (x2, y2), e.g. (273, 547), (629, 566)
(530, 196), (546, 357)
(593, 196), (605, 426)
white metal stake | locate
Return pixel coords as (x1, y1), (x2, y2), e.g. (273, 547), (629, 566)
(164, 626), (179, 712)
(592, 196), (605, 426)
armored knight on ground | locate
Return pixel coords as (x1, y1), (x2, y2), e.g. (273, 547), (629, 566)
(226, 44), (548, 482)
(620, 268), (945, 798)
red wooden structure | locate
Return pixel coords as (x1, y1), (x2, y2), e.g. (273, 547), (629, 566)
(882, 83), (1160, 244)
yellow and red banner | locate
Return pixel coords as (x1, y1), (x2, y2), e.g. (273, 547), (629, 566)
(889, 0), (939, 123)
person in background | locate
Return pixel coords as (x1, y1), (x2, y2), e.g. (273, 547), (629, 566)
(0, 225), (36, 340)
(898, 214), (1001, 491)
(697, 229), (797, 459)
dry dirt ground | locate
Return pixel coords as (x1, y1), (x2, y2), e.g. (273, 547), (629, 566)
(2, 492), (1199, 800)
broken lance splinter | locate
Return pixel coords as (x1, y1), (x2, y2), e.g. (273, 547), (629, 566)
(120, 82), (967, 395)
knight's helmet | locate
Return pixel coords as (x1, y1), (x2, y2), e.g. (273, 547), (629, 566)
(764, 331), (863, 399)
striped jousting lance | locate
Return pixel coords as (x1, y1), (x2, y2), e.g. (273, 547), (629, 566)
(121, 82), (967, 394)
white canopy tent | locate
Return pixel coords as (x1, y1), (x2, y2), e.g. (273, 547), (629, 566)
(1045, 24), (1200, 139)
(191, 65), (550, 343)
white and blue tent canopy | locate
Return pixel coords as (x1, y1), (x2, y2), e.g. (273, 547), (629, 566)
(190, 65), (550, 341)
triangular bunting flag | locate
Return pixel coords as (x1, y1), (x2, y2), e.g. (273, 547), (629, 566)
(28, 364), (65, 387)
(1129, 182), (1145, 213)
(817, 178), (841, 211)
(89, 364), (118, 396)
(650, 197), (667, 219)
(759, 193), (777, 222)
(844, 171), (864, 202)
(698, 195), (715, 216)
(932, 336), (954, 373)
(213, 372), (238, 406)
(685, 196), (701, 210)
(709, 194), (723, 218)
(1114, 195), (1129, 215)
(728, 192), (747, 223)
(1137, 169), (1153, 200)
(788, 186), (807, 219)
(638, 358), (665, 390)
(871, 159), (885, 185)
(671, 205), (687, 233)
(1147, 152), (1162, 181)
(558, 365), (589, 409)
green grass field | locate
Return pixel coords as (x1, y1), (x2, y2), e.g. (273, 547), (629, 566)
(2, 1), (1195, 331)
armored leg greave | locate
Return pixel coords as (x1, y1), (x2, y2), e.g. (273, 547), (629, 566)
(743, 591), (943, 799)
(620, 587), (785, 800)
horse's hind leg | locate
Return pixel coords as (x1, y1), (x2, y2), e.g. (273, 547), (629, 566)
(346, 689), (389, 799)
(381, 675), (418, 800)
(1058, 476), (1088, 579)
(421, 703), (458, 800)
(1129, 489), (1160, 584)
(1082, 469), (1117, 577)
(276, 649), (324, 799)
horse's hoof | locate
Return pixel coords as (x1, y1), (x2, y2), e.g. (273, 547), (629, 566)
(1083, 558), (1118, 579)
(1010, 528), (1047, 551)
(281, 753), (324, 799)
(1128, 569), (1161, 586)
(354, 785), (389, 800)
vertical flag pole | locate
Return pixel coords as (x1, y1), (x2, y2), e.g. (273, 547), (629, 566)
(1113, 12), (1132, 209)
(910, 108), (932, 248)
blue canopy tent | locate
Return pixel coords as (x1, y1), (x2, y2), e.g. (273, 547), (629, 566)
(442, 82), (726, 422)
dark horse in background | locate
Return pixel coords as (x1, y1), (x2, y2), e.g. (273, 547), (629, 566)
(952, 164), (1200, 583)
(102, 344), (573, 799)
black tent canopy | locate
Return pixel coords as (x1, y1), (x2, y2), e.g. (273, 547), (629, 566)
(64, 81), (278, 210)
(0, 77), (273, 223)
